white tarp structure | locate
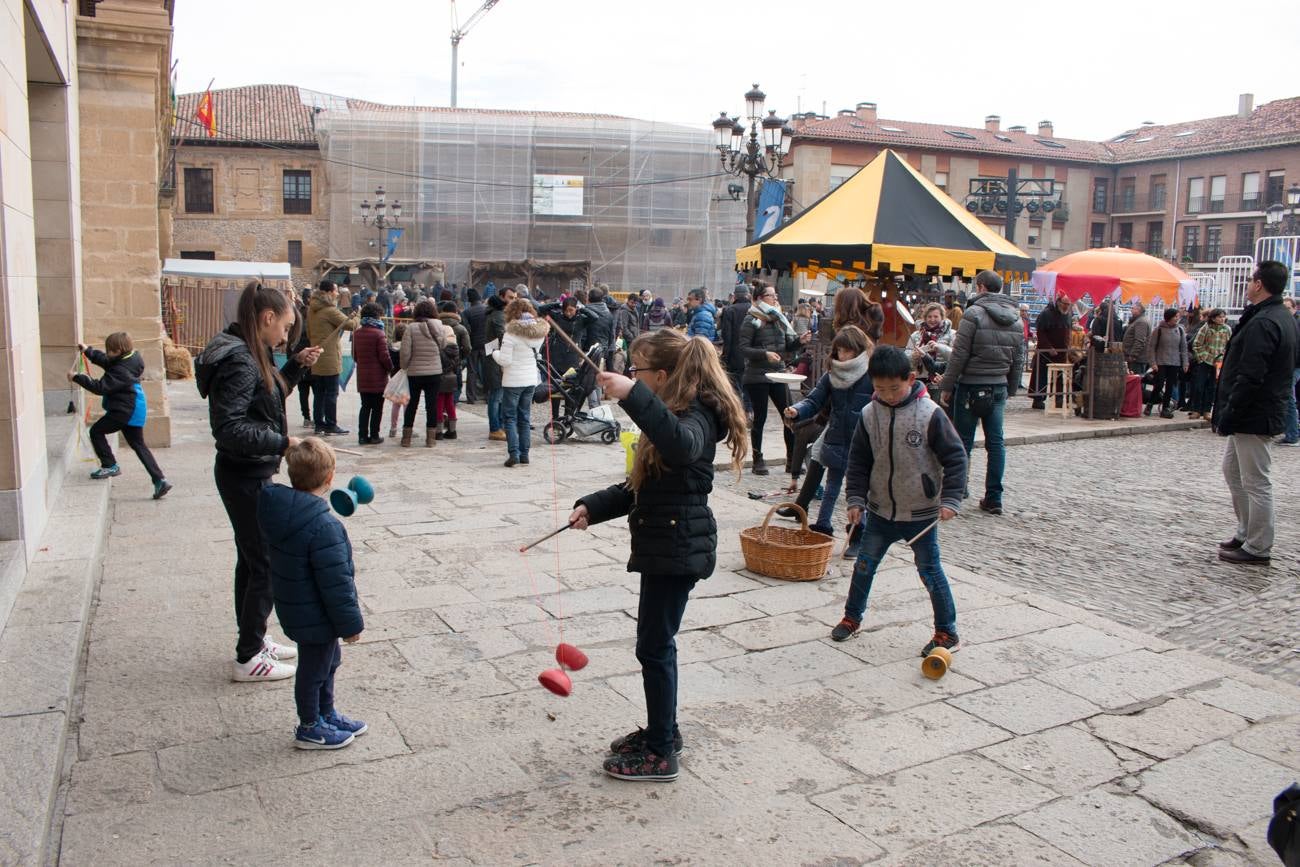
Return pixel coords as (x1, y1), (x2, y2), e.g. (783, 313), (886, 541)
(161, 259), (292, 282)
(313, 104), (746, 296)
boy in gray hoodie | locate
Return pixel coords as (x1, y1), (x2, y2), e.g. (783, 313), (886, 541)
(830, 346), (968, 657)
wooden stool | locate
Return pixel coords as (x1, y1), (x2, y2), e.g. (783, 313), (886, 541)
(1045, 363), (1074, 418)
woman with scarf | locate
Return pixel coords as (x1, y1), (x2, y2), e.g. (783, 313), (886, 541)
(739, 284), (810, 475)
(905, 303), (955, 385)
(783, 326), (873, 537)
(352, 302), (393, 444)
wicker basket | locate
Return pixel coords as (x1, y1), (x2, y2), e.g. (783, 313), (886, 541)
(739, 502), (834, 582)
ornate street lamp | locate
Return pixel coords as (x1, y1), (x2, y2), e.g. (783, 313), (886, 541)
(359, 185), (401, 230)
(710, 84), (790, 240)
(1263, 183), (1300, 236)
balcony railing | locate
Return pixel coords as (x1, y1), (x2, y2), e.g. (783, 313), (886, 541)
(1112, 192), (1169, 214)
(1187, 196), (1206, 214)
(1207, 197), (1226, 213)
(1091, 195), (1109, 214)
(1182, 245), (1202, 262)
(1234, 240), (1256, 255)
(1151, 190), (1167, 209)
(1145, 240), (1164, 256)
(1240, 196), (1261, 212)
(1205, 245), (1223, 261)
(1118, 236), (1134, 249)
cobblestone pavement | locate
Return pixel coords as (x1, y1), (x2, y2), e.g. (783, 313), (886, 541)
(726, 425), (1300, 682)
(48, 385), (1300, 865)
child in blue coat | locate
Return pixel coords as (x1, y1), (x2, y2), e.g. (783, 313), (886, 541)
(257, 437), (366, 750)
(783, 326), (874, 539)
(70, 332), (170, 499)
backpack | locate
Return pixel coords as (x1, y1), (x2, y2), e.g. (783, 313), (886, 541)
(437, 332), (460, 393)
(1270, 783), (1300, 867)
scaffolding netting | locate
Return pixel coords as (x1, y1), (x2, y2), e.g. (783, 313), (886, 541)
(316, 105), (745, 295)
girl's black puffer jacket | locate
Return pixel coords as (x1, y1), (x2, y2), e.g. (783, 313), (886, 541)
(576, 381), (723, 578)
(196, 324), (304, 478)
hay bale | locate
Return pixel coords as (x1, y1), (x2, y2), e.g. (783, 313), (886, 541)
(164, 344), (194, 379)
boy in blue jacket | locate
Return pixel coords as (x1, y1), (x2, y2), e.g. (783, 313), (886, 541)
(830, 346), (968, 657)
(257, 437), (366, 750)
(70, 332), (170, 498)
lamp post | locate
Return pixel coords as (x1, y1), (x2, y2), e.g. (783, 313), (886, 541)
(1263, 183), (1300, 236)
(710, 84), (792, 241)
(358, 186), (402, 286)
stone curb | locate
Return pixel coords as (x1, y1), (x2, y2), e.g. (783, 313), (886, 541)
(0, 474), (111, 866)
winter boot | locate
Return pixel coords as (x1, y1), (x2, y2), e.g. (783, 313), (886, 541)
(751, 452), (769, 476)
(444, 419), (457, 440)
(400, 427), (413, 447)
(426, 428), (438, 447)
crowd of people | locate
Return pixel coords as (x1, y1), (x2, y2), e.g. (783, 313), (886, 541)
(166, 260), (1296, 778)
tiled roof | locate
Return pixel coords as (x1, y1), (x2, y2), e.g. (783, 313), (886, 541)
(1104, 96), (1300, 161)
(173, 84), (629, 146)
(175, 85), (319, 146)
(793, 114), (1111, 164)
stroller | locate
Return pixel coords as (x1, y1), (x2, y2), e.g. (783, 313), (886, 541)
(536, 343), (622, 444)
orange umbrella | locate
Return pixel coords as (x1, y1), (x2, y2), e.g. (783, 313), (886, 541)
(1032, 247), (1198, 306)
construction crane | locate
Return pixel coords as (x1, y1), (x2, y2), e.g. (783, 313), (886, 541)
(449, 0), (500, 108)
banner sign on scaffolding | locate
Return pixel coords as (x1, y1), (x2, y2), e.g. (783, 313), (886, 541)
(753, 179), (786, 242)
(533, 175), (585, 216)
(383, 227), (404, 263)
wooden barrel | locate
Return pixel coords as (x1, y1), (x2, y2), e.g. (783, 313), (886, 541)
(1089, 351), (1127, 419)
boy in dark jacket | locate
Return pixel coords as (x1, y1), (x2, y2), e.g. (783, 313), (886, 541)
(831, 346), (968, 656)
(257, 438), (367, 750)
(71, 332), (170, 499)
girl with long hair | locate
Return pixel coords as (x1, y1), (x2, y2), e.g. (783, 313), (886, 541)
(569, 330), (747, 782)
(196, 281), (321, 682)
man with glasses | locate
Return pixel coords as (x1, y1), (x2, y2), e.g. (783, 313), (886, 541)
(1213, 261), (1298, 565)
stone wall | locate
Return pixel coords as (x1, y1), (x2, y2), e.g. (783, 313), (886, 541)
(171, 147), (329, 285)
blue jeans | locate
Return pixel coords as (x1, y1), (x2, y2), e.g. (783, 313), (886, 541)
(1285, 368), (1300, 443)
(1189, 362), (1218, 415)
(502, 385), (535, 459)
(312, 373), (340, 429)
(637, 573), (697, 757)
(486, 387), (503, 433)
(844, 511), (956, 634)
(814, 465), (845, 531)
(953, 383), (1007, 506)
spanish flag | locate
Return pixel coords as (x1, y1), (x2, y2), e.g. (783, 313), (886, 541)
(195, 89), (215, 137)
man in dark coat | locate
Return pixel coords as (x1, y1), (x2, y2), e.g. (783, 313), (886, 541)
(461, 288), (488, 404)
(1031, 293), (1073, 409)
(585, 285), (617, 371)
(719, 283), (752, 401)
(1212, 260), (1298, 565)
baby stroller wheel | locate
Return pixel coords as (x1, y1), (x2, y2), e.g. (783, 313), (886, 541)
(543, 421), (568, 444)
(600, 428), (617, 444)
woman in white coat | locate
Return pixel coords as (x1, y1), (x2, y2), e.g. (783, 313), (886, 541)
(490, 299), (551, 467)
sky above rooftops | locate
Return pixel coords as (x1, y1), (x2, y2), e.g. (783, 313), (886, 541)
(173, 0), (1292, 142)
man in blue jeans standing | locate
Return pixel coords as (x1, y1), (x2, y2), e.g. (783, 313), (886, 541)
(939, 270), (1024, 516)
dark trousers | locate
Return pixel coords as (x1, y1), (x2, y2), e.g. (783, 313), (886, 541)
(465, 350), (484, 402)
(403, 374), (438, 428)
(295, 640), (341, 725)
(1190, 362), (1218, 414)
(313, 373), (340, 428)
(358, 392), (384, 440)
(637, 573), (697, 757)
(89, 414), (164, 482)
(743, 381), (793, 457)
(214, 465), (273, 664)
(1148, 364), (1181, 409)
(297, 377), (313, 421)
(726, 367), (751, 412)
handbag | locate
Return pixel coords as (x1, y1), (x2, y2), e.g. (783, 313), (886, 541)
(383, 369), (410, 405)
(963, 385), (997, 417)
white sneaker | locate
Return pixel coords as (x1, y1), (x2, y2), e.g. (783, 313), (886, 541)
(263, 635), (298, 660)
(232, 649), (295, 682)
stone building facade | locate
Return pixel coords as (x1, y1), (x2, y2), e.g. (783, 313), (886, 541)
(171, 86), (328, 285)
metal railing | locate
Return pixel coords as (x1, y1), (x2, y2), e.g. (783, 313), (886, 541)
(1112, 192), (1168, 214)
(1187, 196), (1206, 214)
(1240, 196), (1261, 212)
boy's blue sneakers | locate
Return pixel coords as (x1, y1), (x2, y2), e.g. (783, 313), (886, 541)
(294, 717), (355, 750)
(90, 465), (120, 480)
(321, 708), (368, 737)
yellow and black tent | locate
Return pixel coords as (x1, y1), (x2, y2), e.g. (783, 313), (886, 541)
(736, 148), (1035, 282)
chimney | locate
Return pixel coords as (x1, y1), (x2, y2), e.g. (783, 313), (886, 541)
(837, 109), (855, 118)
(985, 114), (1001, 132)
(1238, 93), (1254, 118)
(1037, 119), (1054, 138)
(856, 101), (877, 122)
(1008, 125), (1026, 133)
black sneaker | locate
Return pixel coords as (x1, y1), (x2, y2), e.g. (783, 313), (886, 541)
(1218, 547), (1270, 566)
(921, 631), (961, 657)
(1218, 537), (1244, 551)
(504, 456), (518, 467)
(152, 479), (173, 500)
(609, 726), (683, 758)
(830, 617), (860, 642)
(519, 455), (530, 465)
(978, 498), (1002, 516)
(324, 425), (350, 436)
(602, 747), (678, 782)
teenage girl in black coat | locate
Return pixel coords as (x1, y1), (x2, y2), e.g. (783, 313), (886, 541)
(196, 282), (322, 682)
(569, 329), (748, 782)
